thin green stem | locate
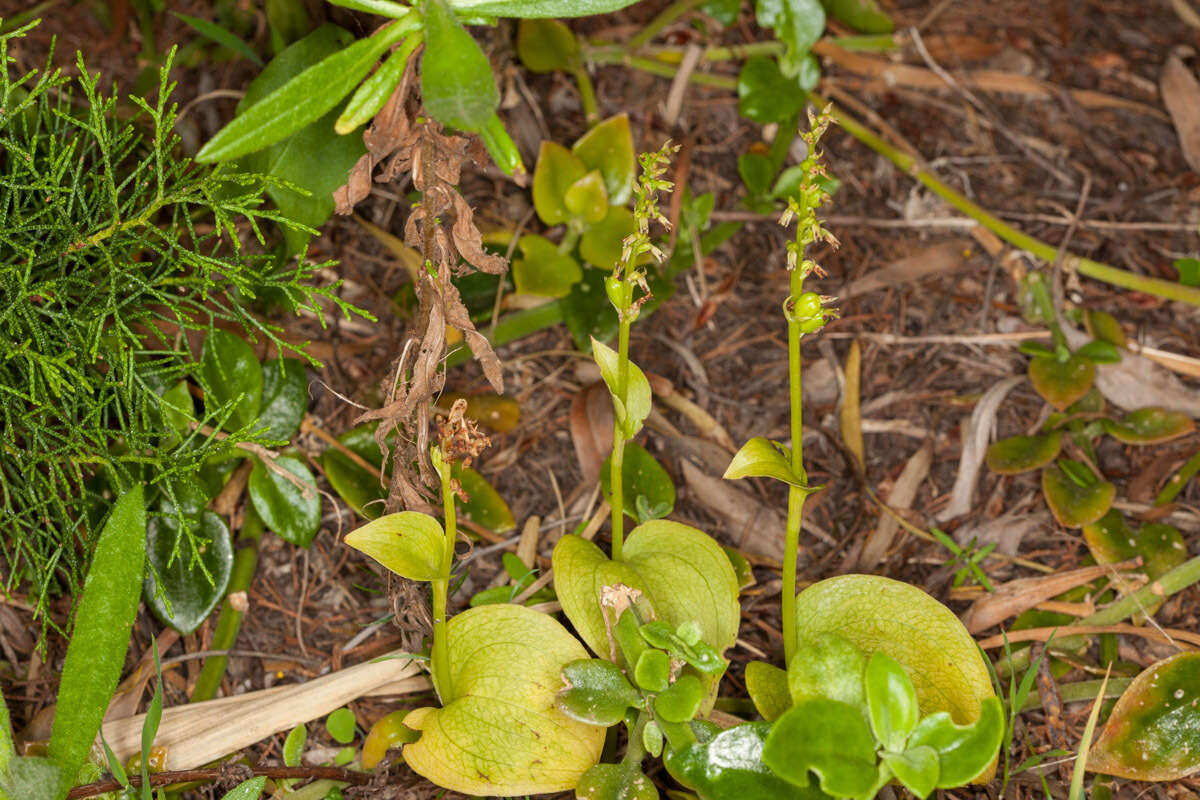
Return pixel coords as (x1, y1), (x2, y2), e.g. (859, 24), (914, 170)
(432, 457), (456, 702)
(627, 0), (703, 51)
(572, 67), (599, 125)
(622, 710), (649, 766)
(558, 226), (582, 255)
(612, 308), (633, 562)
(781, 260), (809, 665)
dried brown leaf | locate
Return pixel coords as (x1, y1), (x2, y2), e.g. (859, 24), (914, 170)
(1161, 51), (1200, 172)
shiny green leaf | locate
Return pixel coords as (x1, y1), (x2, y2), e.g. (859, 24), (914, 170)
(47, 487), (146, 799)
(881, 746), (938, 798)
(1028, 353), (1095, 411)
(601, 441), (675, 523)
(219, 777), (268, 800)
(144, 511), (233, 635)
(1175, 257), (1200, 287)
(788, 632), (868, 711)
(402, 605), (605, 794)
(336, 37), (419, 134)
(581, 206), (637, 270)
(572, 114), (636, 206)
(557, 659), (640, 726)
(283, 724), (306, 767)
(197, 21), (412, 162)
(533, 141), (588, 225)
(866, 650), (920, 751)
(820, 0), (892, 32)
(724, 546), (755, 590)
(907, 696), (1004, 787)
(1082, 511), (1185, 616)
(738, 151), (774, 198)
(513, 233), (584, 298)
(724, 436), (816, 489)
(639, 622), (725, 676)
(320, 424), (386, 519)
(1101, 408), (1195, 445)
(576, 764), (659, 800)
(737, 56), (809, 124)
(793, 576), (997, 727)
(1042, 462), (1115, 528)
(985, 433), (1061, 475)
(565, 170), (611, 224)
(326, 708), (357, 744)
(201, 329), (263, 433)
(361, 710), (420, 770)
(643, 721), (664, 759)
(755, 0), (825, 79)
(258, 358), (308, 441)
(762, 698), (879, 796)
(454, 463), (517, 533)
(344, 511), (444, 581)
(1085, 310), (1127, 348)
(635, 649), (672, 693)
(592, 337), (652, 439)
(1088, 651), (1200, 781)
(655, 675), (705, 723)
(745, 661), (790, 722)
(517, 18), (580, 73)
(421, 0), (499, 131)
(665, 722), (818, 800)
(249, 455), (321, 546)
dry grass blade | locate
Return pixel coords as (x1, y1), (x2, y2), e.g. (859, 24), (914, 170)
(858, 441), (932, 569)
(1161, 51), (1200, 172)
(962, 561), (1138, 633)
(938, 375), (1024, 521)
(840, 340), (864, 474)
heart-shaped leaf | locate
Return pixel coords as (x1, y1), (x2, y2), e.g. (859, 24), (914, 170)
(881, 746), (938, 798)
(513, 234), (583, 298)
(557, 659), (640, 726)
(1101, 408), (1194, 445)
(580, 206), (637, 270)
(655, 675), (705, 723)
(345, 511), (444, 582)
(666, 722), (820, 800)
(601, 441), (675, 523)
(724, 437), (814, 489)
(201, 329), (263, 433)
(745, 661), (791, 722)
(1088, 651), (1200, 781)
(421, 0), (498, 131)
(248, 455), (321, 546)
(907, 696), (1004, 788)
(762, 698), (881, 797)
(144, 511), (233, 635)
(402, 604), (605, 794)
(516, 18), (580, 73)
(533, 141), (588, 225)
(454, 463), (517, 533)
(1042, 463), (1115, 528)
(572, 114), (636, 206)
(1028, 353), (1095, 410)
(564, 170), (610, 225)
(553, 521), (739, 666)
(788, 632), (867, 711)
(737, 56), (809, 124)
(985, 433), (1061, 475)
(792, 575), (997, 727)
(320, 424), (386, 519)
(591, 337), (653, 440)
(866, 650), (920, 752)
(576, 763), (658, 800)
(258, 357), (308, 441)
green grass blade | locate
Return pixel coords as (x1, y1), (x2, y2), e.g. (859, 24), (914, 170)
(1068, 668), (1111, 800)
(170, 12), (264, 66)
(47, 486), (147, 800)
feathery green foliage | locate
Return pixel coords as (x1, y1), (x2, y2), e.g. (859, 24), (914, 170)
(0, 23), (347, 629)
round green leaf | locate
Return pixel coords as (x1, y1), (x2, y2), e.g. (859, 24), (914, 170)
(665, 722), (820, 800)
(580, 206), (637, 270)
(737, 56), (808, 124)
(258, 357), (308, 441)
(402, 604), (605, 794)
(576, 764), (658, 800)
(867, 650), (920, 752)
(144, 511), (233, 635)
(516, 18), (580, 73)
(564, 170), (610, 225)
(635, 649), (672, 693)
(248, 455), (321, 547)
(201, 329), (264, 433)
(793, 575), (997, 726)
(513, 234), (583, 298)
(572, 114), (636, 206)
(907, 696), (1004, 788)
(557, 658), (640, 726)
(762, 698), (880, 796)
(1082, 511), (1185, 614)
(1042, 463), (1115, 528)
(344, 511), (444, 581)
(325, 708), (357, 744)
(421, 0), (499, 131)
(552, 521), (740, 665)
(1101, 407), (1195, 445)
(1028, 353), (1095, 411)
(745, 661), (791, 722)
(601, 441), (676, 523)
(655, 674), (705, 723)
(985, 433), (1061, 475)
(881, 746), (938, 799)
(788, 632), (868, 711)
(320, 424), (386, 519)
(1088, 652), (1200, 781)
(533, 141), (588, 225)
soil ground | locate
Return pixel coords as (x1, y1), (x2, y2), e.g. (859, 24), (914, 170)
(3, 0), (1200, 798)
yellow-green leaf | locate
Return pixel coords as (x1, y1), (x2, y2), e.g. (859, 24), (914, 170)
(580, 205), (636, 270)
(1042, 463), (1115, 528)
(402, 604), (604, 794)
(564, 170), (610, 225)
(513, 234), (583, 298)
(591, 337), (652, 439)
(1101, 408), (1195, 445)
(533, 141), (588, 225)
(985, 433), (1061, 475)
(572, 113), (636, 206)
(345, 511), (444, 581)
(516, 18), (580, 73)
(1028, 353), (1095, 411)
